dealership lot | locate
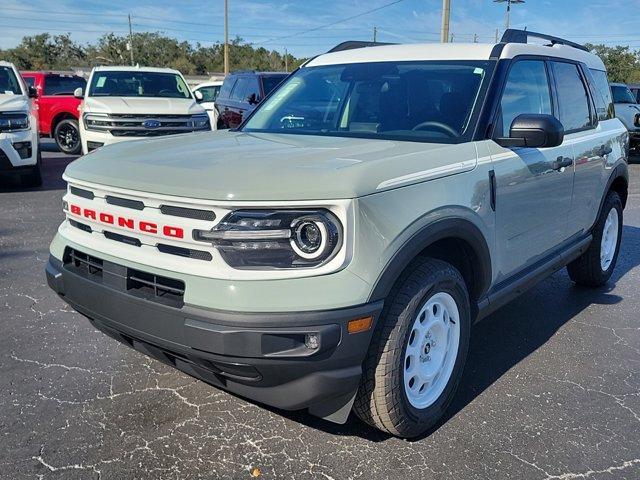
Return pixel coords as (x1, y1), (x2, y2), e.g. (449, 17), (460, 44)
(1, 146), (639, 479)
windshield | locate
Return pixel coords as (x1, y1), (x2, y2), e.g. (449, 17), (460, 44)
(88, 71), (192, 99)
(0, 66), (23, 95)
(611, 85), (637, 104)
(243, 61), (493, 143)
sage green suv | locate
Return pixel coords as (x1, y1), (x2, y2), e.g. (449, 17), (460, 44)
(46, 30), (629, 438)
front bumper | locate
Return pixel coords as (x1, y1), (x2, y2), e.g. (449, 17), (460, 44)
(0, 130), (38, 170)
(46, 254), (382, 422)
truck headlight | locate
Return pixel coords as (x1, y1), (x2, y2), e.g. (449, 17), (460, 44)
(194, 209), (342, 269)
(0, 112), (29, 132)
(83, 113), (110, 131)
(188, 114), (210, 130)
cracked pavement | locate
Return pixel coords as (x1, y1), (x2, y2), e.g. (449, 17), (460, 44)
(1, 144), (639, 479)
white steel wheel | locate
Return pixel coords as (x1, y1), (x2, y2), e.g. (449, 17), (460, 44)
(600, 207), (619, 271)
(403, 292), (461, 409)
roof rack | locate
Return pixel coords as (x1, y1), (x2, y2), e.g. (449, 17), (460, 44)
(327, 41), (396, 53)
(501, 29), (589, 52)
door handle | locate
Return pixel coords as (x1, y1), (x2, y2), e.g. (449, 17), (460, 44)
(553, 156), (573, 171)
(598, 144), (612, 156)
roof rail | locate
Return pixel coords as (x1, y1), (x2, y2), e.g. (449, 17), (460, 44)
(327, 41), (395, 53)
(501, 29), (589, 52)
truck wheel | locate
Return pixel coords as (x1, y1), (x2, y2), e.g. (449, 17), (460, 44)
(354, 258), (470, 438)
(21, 150), (43, 188)
(567, 191), (623, 287)
(54, 119), (81, 155)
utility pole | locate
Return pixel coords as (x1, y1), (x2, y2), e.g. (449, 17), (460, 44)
(224, 0), (229, 75)
(373, 26), (378, 43)
(495, 28), (499, 43)
(440, 0), (451, 43)
(473, 33), (478, 43)
(128, 14), (134, 66)
(494, 0), (525, 31)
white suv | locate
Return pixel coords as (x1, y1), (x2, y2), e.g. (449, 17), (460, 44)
(0, 61), (41, 187)
(75, 66), (211, 154)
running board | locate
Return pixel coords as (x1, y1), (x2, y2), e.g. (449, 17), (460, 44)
(476, 235), (592, 321)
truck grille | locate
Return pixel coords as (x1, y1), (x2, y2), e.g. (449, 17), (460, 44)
(63, 247), (185, 307)
(84, 113), (206, 137)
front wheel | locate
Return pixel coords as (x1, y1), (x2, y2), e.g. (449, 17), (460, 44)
(54, 119), (81, 155)
(354, 258), (470, 438)
(567, 191), (623, 286)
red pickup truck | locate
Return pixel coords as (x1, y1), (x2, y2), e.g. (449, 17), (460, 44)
(21, 71), (86, 155)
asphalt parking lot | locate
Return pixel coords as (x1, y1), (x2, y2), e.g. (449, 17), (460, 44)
(1, 144), (639, 480)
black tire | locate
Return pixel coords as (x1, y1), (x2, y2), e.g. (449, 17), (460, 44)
(354, 258), (471, 438)
(567, 191), (623, 287)
(54, 118), (81, 155)
(21, 150), (42, 188)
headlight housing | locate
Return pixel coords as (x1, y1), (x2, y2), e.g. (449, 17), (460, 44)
(188, 114), (210, 130)
(0, 112), (29, 132)
(194, 209), (343, 269)
(83, 113), (110, 131)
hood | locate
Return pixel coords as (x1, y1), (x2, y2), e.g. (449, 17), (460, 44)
(65, 131), (477, 201)
(84, 96), (204, 115)
(0, 94), (29, 112)
(615, 103), (640, 130)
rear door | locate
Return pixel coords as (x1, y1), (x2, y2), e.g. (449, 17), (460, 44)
(489, 58), (575, 280)
(227, 76), (250, 128)
(216, 77), (236, 128)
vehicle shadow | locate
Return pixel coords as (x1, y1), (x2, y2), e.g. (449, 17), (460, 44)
(276, 224), (640, 442)
(0, 148), (76, 193)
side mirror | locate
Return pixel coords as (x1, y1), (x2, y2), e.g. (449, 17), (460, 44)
(28, 86), (38, 98)
(194, 90), (204, 102)
(496, 114), (564, 149)
(634, 113), (640, 128)
(73, 87), (84, 99)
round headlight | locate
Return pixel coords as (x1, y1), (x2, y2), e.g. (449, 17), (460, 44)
(292, 219), (326, 258)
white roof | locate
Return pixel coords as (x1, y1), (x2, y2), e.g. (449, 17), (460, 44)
(194, 81), (224, 88)
(92, 65), (183, 75)
(305, 41), (606, 71)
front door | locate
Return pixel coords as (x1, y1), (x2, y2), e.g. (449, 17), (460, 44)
(489, 59), (575, 281)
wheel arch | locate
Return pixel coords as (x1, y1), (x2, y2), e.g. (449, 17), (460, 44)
(593, 162), (629, 232)
(368, 218), (492, 312)
(51, 111), (79, 133)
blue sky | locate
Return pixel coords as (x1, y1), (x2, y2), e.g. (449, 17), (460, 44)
(1, 0), (639, 58)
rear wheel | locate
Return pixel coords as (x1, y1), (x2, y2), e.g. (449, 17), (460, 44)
(567, 191), (622, 286)
(54, 118), (81, 155)
(354, 258), (470, 438)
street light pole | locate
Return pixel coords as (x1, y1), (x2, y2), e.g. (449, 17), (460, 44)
(224, 0), (229, 75)
(128, 14), (134, 66)
(440, 0), (451, 43)
(494, 0), (525, 31)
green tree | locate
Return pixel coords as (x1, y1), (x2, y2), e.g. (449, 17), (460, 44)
(586, 44), (640, 83)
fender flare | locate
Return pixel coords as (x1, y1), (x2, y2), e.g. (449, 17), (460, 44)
(368, 217), (492, 303)
(594, 162), (629, 230)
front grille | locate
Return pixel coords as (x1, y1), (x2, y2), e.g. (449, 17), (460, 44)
(63, 247), (185, 307)
(106, 195), (144, 210)
(85, 113), (203, 137)
(103, 230), (142, 247)
(160, 205), (216, 221)
(64, 248), (104, 277)
(157, 243), (213, 261)
(70, 186), (94, 199)
(69, 219), (92, 233)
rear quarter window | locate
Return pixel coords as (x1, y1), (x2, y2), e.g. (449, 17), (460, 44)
(588, 69), (614, 120)
(217, 77), (236, 101)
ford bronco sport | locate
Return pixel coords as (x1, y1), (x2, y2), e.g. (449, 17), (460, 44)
(46, 30), (629, 438)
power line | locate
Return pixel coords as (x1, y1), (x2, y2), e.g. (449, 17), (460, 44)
(252, 0), (406, 45)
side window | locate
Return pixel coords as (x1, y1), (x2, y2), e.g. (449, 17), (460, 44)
(245, 77), (261, 102)
(23, 76), (35, 88)
(44, 75), (86, 95)
(551, 61), (592, 132)
(230, 77), (249, 101)
(588, 69), (614, 120)
(218, 78), (236, 101)
(197, 86), (219, 102)
(498, 60), (552, 137)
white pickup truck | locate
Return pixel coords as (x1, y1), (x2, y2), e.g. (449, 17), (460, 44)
(75, 66), (211, 154)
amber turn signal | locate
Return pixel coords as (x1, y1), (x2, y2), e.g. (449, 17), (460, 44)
(347, 316), (373, 334)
